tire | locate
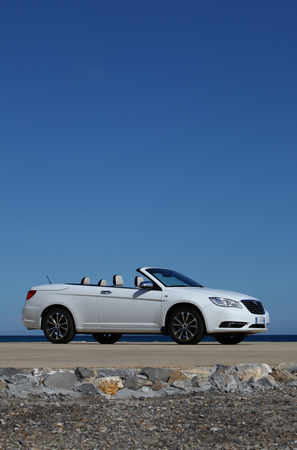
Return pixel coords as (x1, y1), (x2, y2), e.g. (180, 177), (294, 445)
(92, 333), (122, 344)
(43, 308), (75, 344)
(168, 307), (205, 345)
(214, 333), (246, 345)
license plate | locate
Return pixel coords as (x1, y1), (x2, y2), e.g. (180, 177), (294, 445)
(255, 317), (265, 324)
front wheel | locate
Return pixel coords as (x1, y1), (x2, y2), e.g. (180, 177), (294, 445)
(168, 307), (205, 345)
(213, 333), (246, 345)
(43, 308), (75, 344)
(92, 333), (122, 344)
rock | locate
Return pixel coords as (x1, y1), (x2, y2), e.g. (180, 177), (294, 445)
(256, 375), (277, 388)
(75, 383), (98, 395)
(75, 367), (95, 381)
(140, 386), (151, 392)
(94, 376), (124, 395)
(151, 381), (169, 391)
(168, 371), (188, 383)
(7, 373), (39, 387)
(210, 372), (237, 392)
(274, 362), (297, 373)
(209, 363), (273, 393)
(0, 381), (7, 391)
(271, 368), (296, 383)
(0, 368), (25, 377)
(171, 380), (191, 391)
(235, 363), (272, 382)
(113, 388), (133, 399)
(190, 367), (212, 387)
(43, 372), (78, 390)
(0, 362), (295, 399)
(197, 380), (212, 391)
(32, 368), (57, 380)
(182, 367), (212, 379)
(191, 375), (199, 387)
(123, 376), (152, 390)
(139, 367), (172, 383)
(96, 369), (135, 379)
(242, 375), (277, 391)
(212, 364), (230, 374)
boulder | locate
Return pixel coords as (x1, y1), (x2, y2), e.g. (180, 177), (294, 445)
(171, 380), (191, 391)
(0, 380), (7, 391)
(7, 373), (39, 387)
(94, 376), (124, 395)
(235, 363), (272, 382)
(75, 383), (98, 395)
(210, 372), (237, 392)
(0, 368), (25, 377)
(43, 372), (77, 390)
(32, 368), (57, 381)
(96, 369), (135, 379)
(123, 376), (152, 390)
(274, 362), (297, 373)
(139, 367), (172, 383)
(168, 371), (188, 383)
(75, 367), (95, 381)
(271, 368), (296, 383)
(151, 381), (169, 391)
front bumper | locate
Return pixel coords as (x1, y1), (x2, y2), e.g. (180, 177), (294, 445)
(202, 303), (270, 335)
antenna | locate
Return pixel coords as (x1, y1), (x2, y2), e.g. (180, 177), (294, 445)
(46, 276), (52, 284)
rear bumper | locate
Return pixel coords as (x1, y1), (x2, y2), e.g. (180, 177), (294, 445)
(22, 306), (42, 330)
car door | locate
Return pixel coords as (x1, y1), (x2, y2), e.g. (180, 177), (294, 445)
(97, 286), (163, 332)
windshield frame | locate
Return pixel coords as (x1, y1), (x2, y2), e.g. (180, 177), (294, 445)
(145, 268), (203, 288)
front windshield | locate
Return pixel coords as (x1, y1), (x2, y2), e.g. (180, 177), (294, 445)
(146, 268), (203, 288)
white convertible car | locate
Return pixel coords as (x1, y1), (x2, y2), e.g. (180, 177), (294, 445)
(22, 267), (270, 345)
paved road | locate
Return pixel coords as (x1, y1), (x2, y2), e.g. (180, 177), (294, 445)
(1, 341), (296, 368)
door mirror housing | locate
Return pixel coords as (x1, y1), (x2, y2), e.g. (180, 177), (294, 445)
(139, 281), (154, 289)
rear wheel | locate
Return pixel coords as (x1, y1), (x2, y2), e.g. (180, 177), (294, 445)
(213, 333), (246, 345)
(92, 333), (122, 344)
(43, 308), (75, 344)
(168, 307), (204, 345)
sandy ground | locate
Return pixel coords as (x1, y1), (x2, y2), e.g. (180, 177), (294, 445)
(1, 341), (296, 368)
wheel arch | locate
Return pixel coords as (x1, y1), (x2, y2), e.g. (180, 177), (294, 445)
(41, 304), (76, 331)
(163, 302), (206, 335)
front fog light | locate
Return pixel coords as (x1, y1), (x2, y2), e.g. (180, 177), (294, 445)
(209, 297), (242, 308)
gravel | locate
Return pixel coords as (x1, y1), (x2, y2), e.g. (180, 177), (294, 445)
(1, 385), (297, 449)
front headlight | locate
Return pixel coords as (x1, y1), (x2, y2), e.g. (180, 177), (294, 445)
(209, 297), (242, 308)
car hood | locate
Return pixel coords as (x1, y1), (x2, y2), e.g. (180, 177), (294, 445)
(168, 286), (258, 301)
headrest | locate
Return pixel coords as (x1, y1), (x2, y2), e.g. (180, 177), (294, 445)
(98, 279), (107, 286)
(113, 275), (124, 286)
(135, 276), (144, 287)
(81, 277), (90, 285)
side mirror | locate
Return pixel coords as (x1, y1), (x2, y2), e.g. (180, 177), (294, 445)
(139, 281), (154, 289)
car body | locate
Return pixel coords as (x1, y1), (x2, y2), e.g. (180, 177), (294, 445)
(22, 267), (270, 345)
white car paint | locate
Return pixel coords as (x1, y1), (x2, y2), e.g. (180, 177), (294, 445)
(22, 267), (270, 344)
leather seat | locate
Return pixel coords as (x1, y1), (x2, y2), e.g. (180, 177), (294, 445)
(135, 276), (144, 287)
(113, 275), (124, 286)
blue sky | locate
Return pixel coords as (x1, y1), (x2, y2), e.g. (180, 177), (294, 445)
(1, 0), (296, 335)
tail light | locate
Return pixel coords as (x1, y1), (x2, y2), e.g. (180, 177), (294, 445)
(26, 290), (36, 301)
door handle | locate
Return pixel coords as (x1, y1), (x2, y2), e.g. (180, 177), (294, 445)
(101, 290), (112, 294)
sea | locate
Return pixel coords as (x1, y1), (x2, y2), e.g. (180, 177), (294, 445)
(0, 334), (296, 343)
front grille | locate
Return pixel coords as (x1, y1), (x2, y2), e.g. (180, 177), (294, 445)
(249, 324), (266, 328)
(241, 300), (265, 314)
